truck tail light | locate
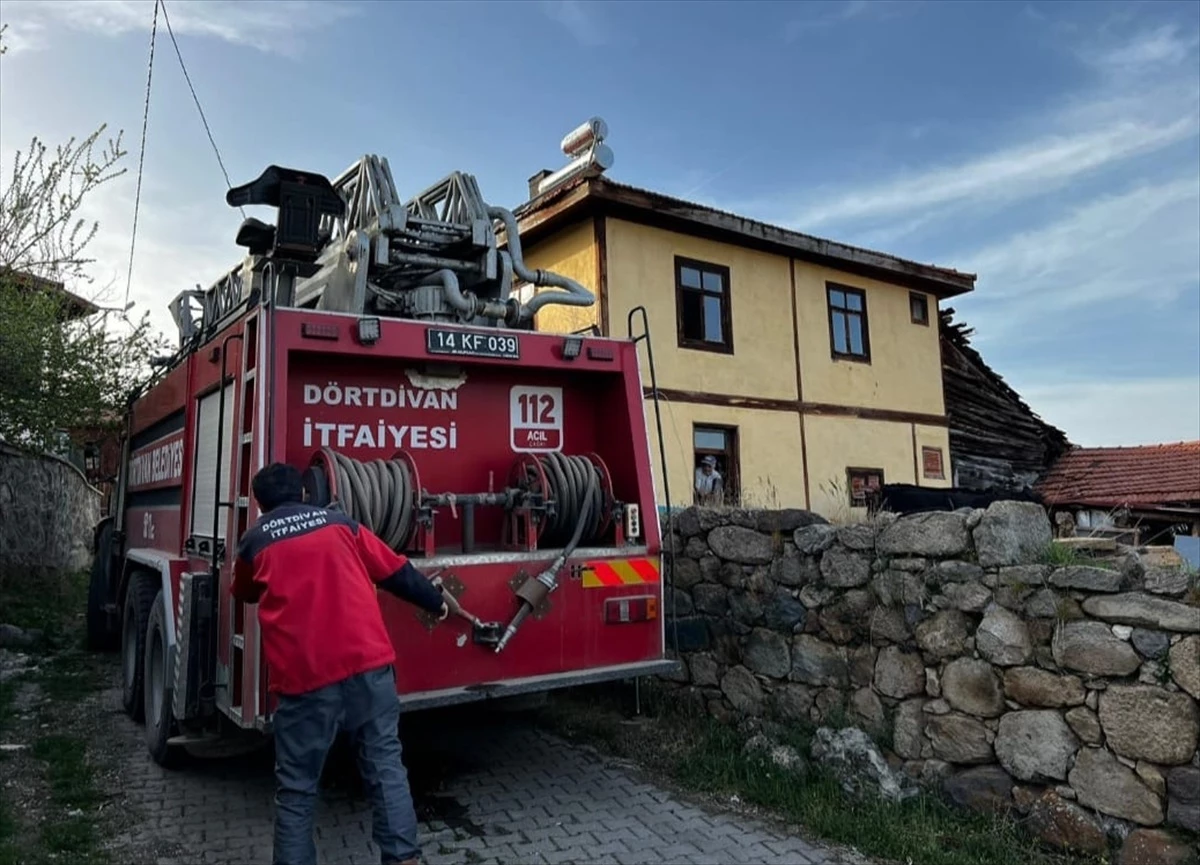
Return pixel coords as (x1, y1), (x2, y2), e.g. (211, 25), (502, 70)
(604, 595), (657, 624)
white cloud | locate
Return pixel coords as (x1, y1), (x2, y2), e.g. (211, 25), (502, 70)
(785, 114), (1198, 232)
(1015, 376), (1200, 447)
(0, 0), (358, 56)
(955, 175), (1200, 329)
(1081, 22), (1200, 75)
(728, 21), (1200, 237)
(89, 189), (242, 345)
(540, 0), (607, 47)
(784, 0), (919, 41)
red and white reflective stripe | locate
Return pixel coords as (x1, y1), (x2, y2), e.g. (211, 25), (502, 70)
(582, 558), (660, 588)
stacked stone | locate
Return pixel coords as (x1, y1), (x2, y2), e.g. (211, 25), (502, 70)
(659, 501), (1200, 860)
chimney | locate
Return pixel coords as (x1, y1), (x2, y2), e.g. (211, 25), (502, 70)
(528, 169), (553, 200)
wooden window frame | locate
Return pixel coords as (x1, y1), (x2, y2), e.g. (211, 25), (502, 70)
(675, 256), (734, 355)
(826, 282), (871, 363)
(846, 466), (884, 508)
(693, 423), (740, 505)
(910, 291), (930, 326)
(922, 446), (945, 480)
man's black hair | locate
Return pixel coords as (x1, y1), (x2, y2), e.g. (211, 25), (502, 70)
(251, 462), (304, 513)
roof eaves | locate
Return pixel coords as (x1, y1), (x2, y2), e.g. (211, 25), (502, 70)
(512, 176), (976, 298)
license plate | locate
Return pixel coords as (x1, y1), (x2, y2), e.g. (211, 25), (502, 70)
(426, 328), (520, 360)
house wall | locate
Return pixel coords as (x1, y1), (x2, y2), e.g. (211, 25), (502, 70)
(520, 218), (600, 336)
(803, 416), (951, 517)
(520, 213), (953, 518)
(605, 218), (798, 402)
(643, 398), (807, 510)
(793, 264), (944, 416)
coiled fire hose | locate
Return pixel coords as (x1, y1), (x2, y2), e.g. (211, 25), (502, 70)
(495, 460), (599, 653)
(530, 452), (606, 547)
(317, 449), (416, 550)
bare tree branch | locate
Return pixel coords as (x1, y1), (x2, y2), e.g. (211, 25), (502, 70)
(0, 39), (169, 453)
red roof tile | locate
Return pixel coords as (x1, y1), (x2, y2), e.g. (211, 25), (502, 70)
(1037, 441), (1200, 508)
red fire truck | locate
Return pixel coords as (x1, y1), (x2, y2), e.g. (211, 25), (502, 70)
(86, 127), (676, 766)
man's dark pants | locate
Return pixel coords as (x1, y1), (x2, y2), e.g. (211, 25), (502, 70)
(271, 664), (420, 865)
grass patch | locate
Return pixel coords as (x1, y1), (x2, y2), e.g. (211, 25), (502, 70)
(1040, 542), (1083, 567)
(0, 784), (17, 865)
(0, 568), (111, 865)
(33, 737), (106, 811)
(0, 569), (90, 646)
(541, 684), (1093, 865)
(0, 677), (16, 865)
(38, 651), (99, 704)
(0, 679), (14, 728)
(1039, 542), (1119, 570)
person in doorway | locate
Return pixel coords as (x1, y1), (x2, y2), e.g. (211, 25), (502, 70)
(694, 454), (724, 506)
(231, 462), (448, 865)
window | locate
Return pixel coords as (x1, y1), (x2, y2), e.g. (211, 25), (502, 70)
(693, 424), (738, 506)
(676, 257), (732, 353)
(910, 292), (929, 326)
(846, 467), (884, 508)
(826, 284), (870, 362)
(191, 383), (236, 540)
(922, 446), (945, 480)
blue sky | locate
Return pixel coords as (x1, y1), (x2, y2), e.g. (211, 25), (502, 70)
(1, 0), (1198, 447)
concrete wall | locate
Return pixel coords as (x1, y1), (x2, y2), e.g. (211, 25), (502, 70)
(659, 502), (1200, 858)
(0, 444), (101, 583)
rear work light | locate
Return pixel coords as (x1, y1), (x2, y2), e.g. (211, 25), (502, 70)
(561, 335), (583, 359)
(356, 316), (381, 345)
(604, 595), (658, 624)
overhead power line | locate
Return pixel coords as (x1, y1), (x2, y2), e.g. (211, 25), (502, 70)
(124, 0), (158, 310)
(158, 0), (245, 219)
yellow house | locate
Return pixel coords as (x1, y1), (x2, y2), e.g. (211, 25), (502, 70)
(504, 175), (976, 518)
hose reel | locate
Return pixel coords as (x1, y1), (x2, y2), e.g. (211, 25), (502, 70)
(302, 447), (422, 551)
(303, 447), (618, 653)
(507, 452), (613, 547)
(302, 448), (615, 552)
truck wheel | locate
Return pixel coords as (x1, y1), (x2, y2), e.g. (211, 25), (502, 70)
(86, 522), (118, 652)
(143, 588), (184, 768)
(121, 573), (156, 722)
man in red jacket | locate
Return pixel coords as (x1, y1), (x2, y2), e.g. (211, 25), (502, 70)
(232, 462), (446, 865)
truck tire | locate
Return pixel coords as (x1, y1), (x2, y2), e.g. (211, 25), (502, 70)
(143, 588), (184, 768)
(121, 572), (156, 722)
(86, 522), (119, 652)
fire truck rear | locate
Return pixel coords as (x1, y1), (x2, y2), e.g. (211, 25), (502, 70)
(86, 122), (676, 765)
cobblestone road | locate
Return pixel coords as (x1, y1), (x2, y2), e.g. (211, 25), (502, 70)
(101, 685), (865, 865)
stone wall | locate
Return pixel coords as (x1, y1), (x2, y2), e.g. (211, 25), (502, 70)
(0, 444), (101, 584)
(660, 503), (1200, 857)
